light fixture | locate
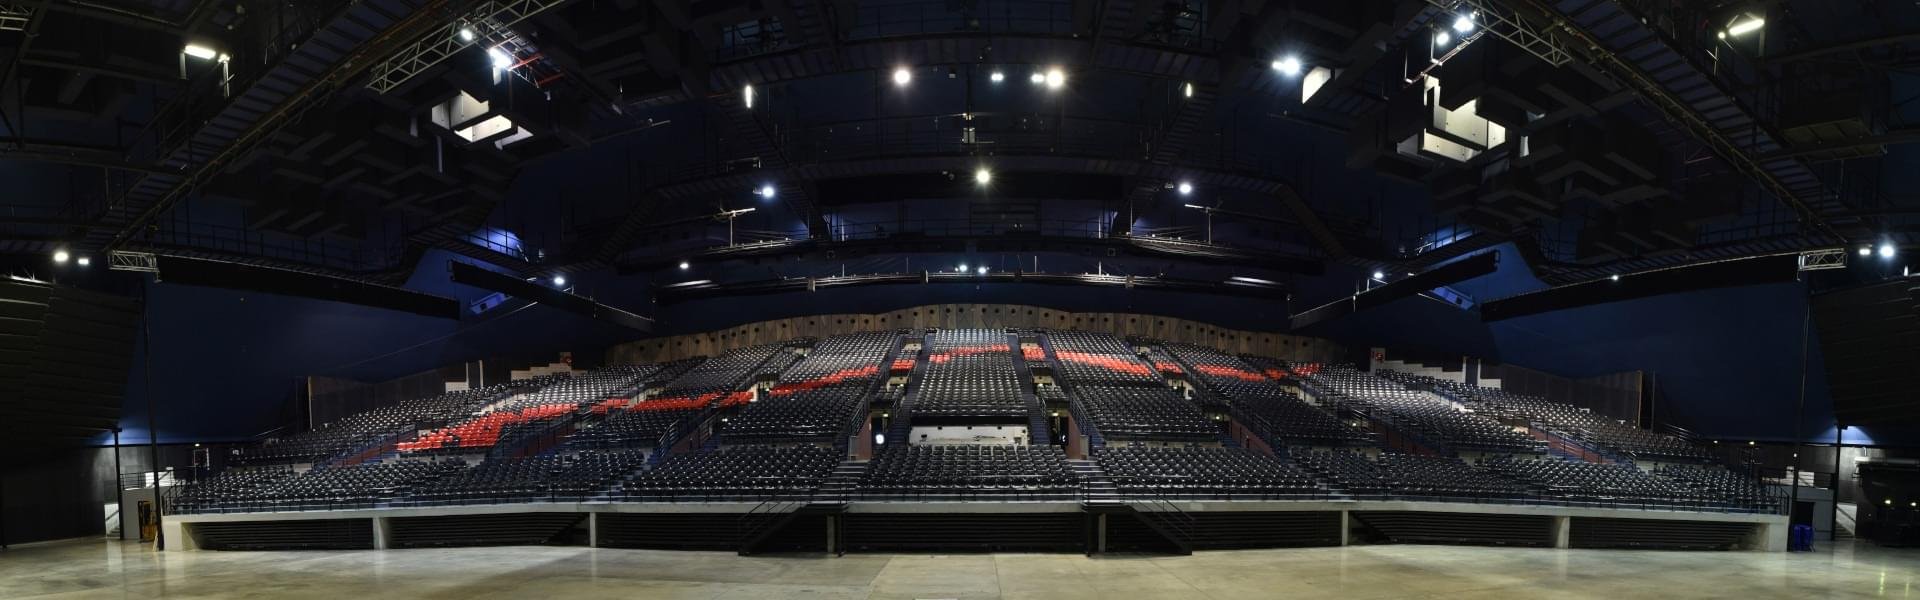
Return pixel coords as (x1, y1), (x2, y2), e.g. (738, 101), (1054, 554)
(1887, 498), (1894, 506)
(52, 250), (69, 263)
(892, 67), (912, 86)
(743, 84), (755, 109)
(679, 261), (690, 271)
(1726, 16), (1765, 37)
(1881, 243), (1897, 259)
(977, 266), (989, 275)
(459, 27), (476, 42)
(875, 433), (886, 445)
(1610, 274), (1620, 282)
(1860, 246), (1873, 257)
(974, 168), (991, 185)
(182, 44), (218, 60)
(552, 275), (567, 286)
(958, 264), (968, 273)
(1452, 14), (1474, 33)
(1183, 82), (1193, 98)
(77, 256), (91, 267)
(1029, 72), (1046, 84)
(1272, 56), (1302, 75)
(1372, 270), (1385, 280)
(758, 184), (776, 199)
(1176, 181), (1193, 195)
(1435, 31), (1452, 46)
(990, 70), (1005, 83)
(488, 47), (513, 70)
(1045, 68), (1065, 90)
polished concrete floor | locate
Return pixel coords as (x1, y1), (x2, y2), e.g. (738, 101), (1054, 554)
(2, 538), (1917, 599)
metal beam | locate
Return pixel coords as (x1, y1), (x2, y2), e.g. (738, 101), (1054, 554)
(1763, 31), (1920, 64)
(1424, 0), (1571, 66)
(364, 0), (573, 93)
(0, 4), (29, 31)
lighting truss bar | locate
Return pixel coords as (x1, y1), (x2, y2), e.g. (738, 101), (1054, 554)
(365, 0), (570, 93)
(0, 4), (29, 31)
(1424, 0), (1571, 66)
(107, 251), (159, 274)
(1798, 248), (1848, 271)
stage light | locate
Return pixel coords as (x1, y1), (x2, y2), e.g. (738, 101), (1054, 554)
(1453, 15), (1474, 33)
(1029, 72), (1046, 84)
(1272, 56), (1302, 75)
(488, 47), (513, 70)
(977, 266), (989, 275)
(1435, 31), (1452, 46)
(459, 27), (475, 42)
(974, 168), (991, 185)
(1610, 274), (1620, 282)
(1887, 498), (1894, 506)
(1726, 17), (1764, 37)
(1183, 82), (1193, 98)
(77, 256), (91, 267)
(1860, 246), (1873, 257)
(875, 433), (886, 445)
(552, 275), (567, 286)
(758, 184), (776, 199)
(990, 70), (1005, 83)
(1177, 181), (1193, 195)
(743, 84), (754, 108)
(182, 44), (218, 60)
(679, 261), (690, 271)
(1881, 243), (1897, 259)
(958, 264), (968, 273)
(892, 67), (912, 86)
(1372, 270), (1385, 280)
(52, 250), (68, 263)
(1045, 68), (1065, 90)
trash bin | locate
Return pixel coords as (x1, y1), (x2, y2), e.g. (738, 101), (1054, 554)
(1790, 524), (1815, 552)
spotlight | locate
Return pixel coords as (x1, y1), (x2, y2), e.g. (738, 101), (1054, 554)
(552, 275), (567, 286)
(488, 47), (513, 70)
(990, 70), (1005, 83)
(1029, 72), (1046, 84)
(679, 261), (690, 271)
(52, 250), (69, 264)
(1372, 270), (1385, 280)
(1882, 243), (1897, 259)
(1435, 31), (1452, 46)
(1726, 17), (1764, 37)
(1177, 182), (1193, 195)
(459, 27), (475, 42)
(977, 266), (989, 275)
(743, 84), (755, 109)
(1272, 56), (1302, 75)
(1452, 15), (1474, 33)
(1045, 68), (1065, 90)
(958, 264), (968, 273)
(182, 44), (218, 60)
(1860, 246), (1873, 257)
(758, 184), (777, 199)
(892, 67), (912, 86)
(875, 433), (886, 445)
(77, 256), (91, 267)
(1610, 274), (1620, 282)
(974, 168), (991, 185)
(1183, 82), (1193, 98)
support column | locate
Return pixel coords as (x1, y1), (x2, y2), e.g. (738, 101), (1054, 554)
(1549, 516), (1571, 549)
(372, 517), (394, 550)
(1339, 511), (1351, 546)
(1097, 514), (1108, 554)
(588, 513), (600, 548)
(825, 515), (837, 555)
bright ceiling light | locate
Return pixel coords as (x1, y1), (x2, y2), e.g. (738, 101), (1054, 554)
(990, 70), (1005, 83)
(1610, 274), (1620, 282)
(1045, 68), (1065, 90)
(974, 168), (991, 185)
(977, 266), (989, 275)
(1372, 270), (1385, 280)
(1183, 82), (1193, 98)
(743, 84), (755, 108)
(1029, 72), (1046, 84)
(1434, 31), (1452, 46)
(1880, 243), (1897, 259)
(552, 275), (567, 286)
(679, 261), (690, 270)
(488, 47), (513, 70)
(957, 264), (968, 273)
(1177, 181), (1193, 195)
(892, 67), (912, 86)
(1860, 246), (1873, 257)
(77, 256), (91, 267)
(1272, 56), (1302, 75)
(1726, 17), (1764, 37)
(459, 27), (476, 42)
(182, 44), (217, 60)
(758, 184), (776, 199)
(1452, 15), (1474, 33)
(52, 250), (69, 263)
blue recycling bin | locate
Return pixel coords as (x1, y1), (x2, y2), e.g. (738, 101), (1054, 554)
(1789, 524), (1815, 552)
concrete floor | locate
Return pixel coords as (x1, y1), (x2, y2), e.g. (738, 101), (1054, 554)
(2, 538), (1917, 599)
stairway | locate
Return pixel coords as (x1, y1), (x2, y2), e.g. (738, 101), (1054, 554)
(1068, 459), (1119, 508)
(813, 460), (869, 504)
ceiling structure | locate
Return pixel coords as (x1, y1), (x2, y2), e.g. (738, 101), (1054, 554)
(0, 0), (1913, 300)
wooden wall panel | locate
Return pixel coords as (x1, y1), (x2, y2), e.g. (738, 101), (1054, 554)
(607, 304), (1341, 365)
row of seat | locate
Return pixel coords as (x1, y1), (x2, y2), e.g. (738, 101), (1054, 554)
(1096, 446), (1325, 499)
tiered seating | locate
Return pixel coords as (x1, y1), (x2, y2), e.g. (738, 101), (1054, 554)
(662, 344), (787, 396)
(190, 460), (468, 512)
(1658, 464), (1778, 511)
(403, 449), (653, 504)
(568, 347), (786, 449)
(618, 445), (840, 500)
(1292, 450), (1531, 499)
(400, 366), (652, 452)
(913, 329), (1026, 418)
(1160, 344), (1370, 447)
(235, 380), (546, 465)
(1384, 371), (1711, 463)
(1074, 385), (1215, 441)
(1096, 447), (1325, 499)
(1304, 366), (1542, 453)
(1486, 456), (1715, 507)
(1046, 331), (1158, 385)
(726, 332), (895, 442)
(174, 470), (295, 513)
(1290, 449), (1391, 495)
(860, 445), (1076, 499)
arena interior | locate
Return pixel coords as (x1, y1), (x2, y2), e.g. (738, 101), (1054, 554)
(2, 0), (1920, 597)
